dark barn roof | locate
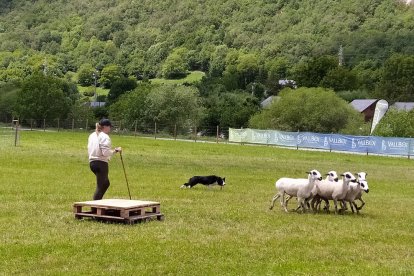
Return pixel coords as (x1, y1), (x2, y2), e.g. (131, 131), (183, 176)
(349, 99), (378, 112)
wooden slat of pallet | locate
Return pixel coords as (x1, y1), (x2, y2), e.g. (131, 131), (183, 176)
(73, 199), (160, 209)
(75, 212), (125, 220)
(74, 212), (164, 222)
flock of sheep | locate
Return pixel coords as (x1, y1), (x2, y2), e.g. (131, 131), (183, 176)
(269, 170), (369, 214)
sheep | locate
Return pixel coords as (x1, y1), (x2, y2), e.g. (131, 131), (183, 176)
(269, 170), (322, 213)
(354, 172), (369, 211)
(343, 181), (363, 214)
(310, 171), (339, 213)
(341, 172), (369, 213)
(285, 170), (337, 212)
(312, 172), (357, 214)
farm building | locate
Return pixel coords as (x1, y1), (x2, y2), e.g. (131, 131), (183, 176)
(391, 102), (414, 111)
(349, 99), (378, 122)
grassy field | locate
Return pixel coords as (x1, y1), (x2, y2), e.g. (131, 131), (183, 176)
(0, 131), (413, 275)
(77, 85), (109, 96)
(150, 71), (205, 85)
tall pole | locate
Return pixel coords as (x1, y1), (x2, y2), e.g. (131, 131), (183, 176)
(120, 152), (132, 200)
(338, 45), (344, 66)
(93, 71), (97, 102)
(13, 119), (18, 147)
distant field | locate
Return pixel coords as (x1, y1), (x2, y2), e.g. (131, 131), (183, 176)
(150, 71), (205, 85)
(77, 85), (109, 96)
(0, 131), (413, 274)
(75, 70), (205, 99)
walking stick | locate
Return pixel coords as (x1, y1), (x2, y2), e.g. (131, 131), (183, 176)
(119, 151), (132, 200)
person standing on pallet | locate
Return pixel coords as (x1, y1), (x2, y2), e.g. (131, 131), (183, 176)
(88, 118), (122, 200)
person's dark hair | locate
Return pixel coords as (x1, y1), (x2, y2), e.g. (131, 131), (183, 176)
(99, 118), (113, 127)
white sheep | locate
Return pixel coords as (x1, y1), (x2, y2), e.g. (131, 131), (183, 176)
(341, 172), (369, 213)
(269, 170), (322, 213)
(354, 172), (369, 211)
(310, 171), (339, 212)
(312, 172), (357, 214)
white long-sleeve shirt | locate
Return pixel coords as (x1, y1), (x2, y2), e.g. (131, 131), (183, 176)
(88, 131), (115, 162)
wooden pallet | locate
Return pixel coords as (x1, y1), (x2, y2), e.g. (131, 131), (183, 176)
(73, 199), (164, 224)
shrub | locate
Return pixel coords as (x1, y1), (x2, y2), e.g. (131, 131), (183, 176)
(249, 87), (365, 133)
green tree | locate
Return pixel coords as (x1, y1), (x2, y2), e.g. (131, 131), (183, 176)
(236, 53), (260, 87)
(208, 45), (229, 77)
(320, 67), (358, 91)
(68, 98), (95, 121)
(203, 92), (259, 128)
(293, 56), (337, 88)
(99, 64), (123, 89)
(375, 54), (414, 102)
(146, 85), (204, 132)
(372, 108), (414, 138)
(0, 81), (19, 121)
(106, 77), (137, 105)
(161, 47), (189, 79)
(77, 64), (96, 87)
(16, 73), (72, 120)
(109, 83), (152, 128)
(249, 87), (364, 133)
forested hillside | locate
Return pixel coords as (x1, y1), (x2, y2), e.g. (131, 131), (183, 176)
(1, 0), (412, 73)
(0, 0), (413, 135)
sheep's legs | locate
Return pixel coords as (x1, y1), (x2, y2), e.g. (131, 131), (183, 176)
(351, 201), (360, 214)
(350, 201), (355, 213)
(334, 199), (339, 214)
(295, 197), (307, 213)
(310, 197), (319, 212)
(322, 199), (330, 213)
(269, 193), (280, 210)
(355, 197), (365, 211)
(285, 195), (292, 206)
(341, 201), (348, 211)
(281, 192), (289, 212)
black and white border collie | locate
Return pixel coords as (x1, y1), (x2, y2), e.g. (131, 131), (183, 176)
(180, 175), (226, 189)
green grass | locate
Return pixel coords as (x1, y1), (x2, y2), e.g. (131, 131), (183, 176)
(150, 71), (205, 85)
(1, 131), (414, 275)
(77, 85), (109, 96)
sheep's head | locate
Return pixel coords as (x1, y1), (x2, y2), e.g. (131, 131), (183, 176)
(341, 172), (357, 184)
(325, 171), (338, 182)
(307, 169), (322, 181)
(358, 180), (369, 193)
(356, 172), (367, 181)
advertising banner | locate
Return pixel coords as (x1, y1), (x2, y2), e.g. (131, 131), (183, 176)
(325, 134), (352, 152)
(370, 99), (389, 134)
(379, 137), (411, 156)
(269, 131), (298, 147)
(348, 135), (382, 153)
(229, 128), (248, 143)
(250, 129), (270, 144)
(297, 132), (330, 150)
(229, 128), (414, 157)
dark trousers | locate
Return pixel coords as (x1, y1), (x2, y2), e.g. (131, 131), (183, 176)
(89, 161), (110, 200)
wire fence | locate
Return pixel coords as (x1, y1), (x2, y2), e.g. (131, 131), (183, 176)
(0, 118), (230, 144)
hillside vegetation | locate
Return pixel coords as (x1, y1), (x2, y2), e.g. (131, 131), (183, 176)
(0, 0), (412, 75)
(0, 0), (413, 135)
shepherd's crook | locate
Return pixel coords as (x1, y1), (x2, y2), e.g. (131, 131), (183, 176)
(119, 151), (132, 200)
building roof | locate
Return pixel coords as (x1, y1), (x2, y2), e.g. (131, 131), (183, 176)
(391, 102), (414, 111)
(349, 99), (378, 112)
(260, 96), (280, 108)
(89, 101), (106, 107)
